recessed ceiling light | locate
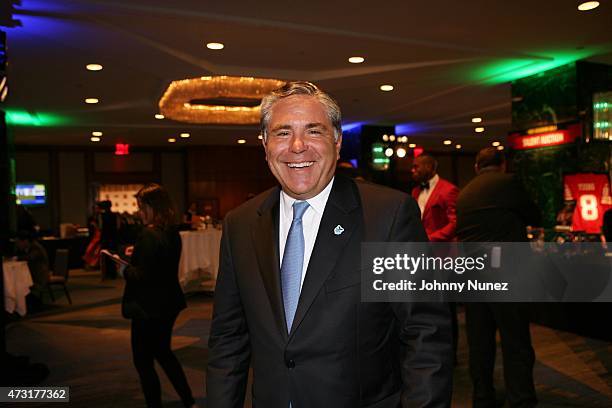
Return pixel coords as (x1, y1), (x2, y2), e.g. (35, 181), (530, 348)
(492, 141), (500, 147)
(85, 98), (99, 104)
(497, 145), (504, 151)
(409, 143), (416, 148)
(155, 114), (164, 119)
(389, 135), (396, 142)
(258, 134), (263, 140)
(455, 144), (462, 149)
(471, 117), (482, 123)
(443, 140), (452, 145)
(348, 56), (365, 64)
(237, 139), (246, 144)
(168, 138), (176, 143)
(380, 84), (394, 92)
(180, 133), (190, 138)
(90, 136), (101, 142)
(92, 131), (103, 137)
(384, 148), (394, 157)
(206, 42), (224, 50)
(86, 63), (103, 71)
(396, 147), (407, 158)
(475, 127), (485, 133)
(382, 134), (389, 142)
(578, 1), (599, 11)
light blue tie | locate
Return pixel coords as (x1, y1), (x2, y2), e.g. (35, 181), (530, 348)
(281, 201), (309, 332)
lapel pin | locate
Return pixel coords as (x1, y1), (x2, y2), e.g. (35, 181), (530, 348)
(334, 225), (345, 235)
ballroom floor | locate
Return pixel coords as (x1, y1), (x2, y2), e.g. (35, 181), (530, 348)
(5, 270), (612, 407)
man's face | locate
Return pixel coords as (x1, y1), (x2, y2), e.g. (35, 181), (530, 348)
(15, 239), (29, 252)
(411, 157), (434, 183)
(263, 95), (341, 200)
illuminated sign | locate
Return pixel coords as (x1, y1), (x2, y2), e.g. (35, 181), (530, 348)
(115, 143), (130, 156)
(508, 124), (580, 150)
(371, 143), (389, 170)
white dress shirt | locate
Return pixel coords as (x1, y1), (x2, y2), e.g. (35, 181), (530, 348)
(279, 178), (334, 290)
(417, 174), (439, 218)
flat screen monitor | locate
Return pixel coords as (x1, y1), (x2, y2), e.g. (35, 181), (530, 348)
(16, 183), (47, 205)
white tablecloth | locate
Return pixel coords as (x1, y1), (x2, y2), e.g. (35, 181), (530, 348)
(3, 260), (34, 316)
(178, 229), (222, 290)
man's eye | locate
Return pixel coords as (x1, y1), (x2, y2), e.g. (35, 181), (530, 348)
(275, 131), (290, 137)
(308, 129), (323, 135)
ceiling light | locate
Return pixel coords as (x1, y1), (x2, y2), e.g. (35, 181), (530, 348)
(237, 139), (246, 144)
(180, 133), (190, 138)
(409, 143), (416, 148)
(86, 64), (103, 71)
(475, 127), (485, 133)
(471, 117), (482, 123)
(578, 1), (599, 11)
(389, 135), (396, 142)
(380, 84), (394, 92)
(382, 134), (389, 142)
(258, 134), (263, 140)
(492, 141), (500, 147)
(206, 42), (224, 50)
(92, 131), (103, 137)
(90, 136), (101, 142)
(384, 148), (394, 157)
(497, 146), (504, 151)
(396, 147), (407, 158)
(455, 144), (462, 149)
(85, 98), (99, 104)
(168, 138), (176, 143)
(155, 114), (165, 119)
(443, 140), (452, 145)
(348, 56), (365, 64)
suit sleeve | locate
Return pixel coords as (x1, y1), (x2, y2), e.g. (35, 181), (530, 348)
(428, 185), (459, 242)
(390, 197), (454, 407)
(206, 214), (251, 408)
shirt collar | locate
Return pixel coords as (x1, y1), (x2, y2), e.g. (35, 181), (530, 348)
(280, 177), (335, 217)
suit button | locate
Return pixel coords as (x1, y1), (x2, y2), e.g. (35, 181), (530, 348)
(286, 359), (295, 369)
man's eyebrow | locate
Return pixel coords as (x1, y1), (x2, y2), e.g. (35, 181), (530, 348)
(305, 122), (328, 129)
(270, 124), (292, 132)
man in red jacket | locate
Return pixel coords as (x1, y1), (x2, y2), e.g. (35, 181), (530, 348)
(411, 154), (459, 241)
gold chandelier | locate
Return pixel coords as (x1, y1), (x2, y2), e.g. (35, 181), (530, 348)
(158, 76), (286, 125)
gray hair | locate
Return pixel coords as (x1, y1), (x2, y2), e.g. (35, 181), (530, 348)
(260, 81), (342, 142)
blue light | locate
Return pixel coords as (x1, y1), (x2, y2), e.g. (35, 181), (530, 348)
(395, 123), (426, 135)
(341, 122), (366, 132)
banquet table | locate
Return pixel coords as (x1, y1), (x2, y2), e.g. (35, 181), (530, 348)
(178, 229), (222, 290)
(3, 260), (34, 316)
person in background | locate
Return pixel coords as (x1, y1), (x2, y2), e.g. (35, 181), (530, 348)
(411, 153), (460, 364)
(121, 183), (195, 408)
(16, 205), (39, 238)
(602, 208), (612, 243)
(456, 147), (540, 408)
(97, 200), (119, 279)
(15, 230), (49, 300)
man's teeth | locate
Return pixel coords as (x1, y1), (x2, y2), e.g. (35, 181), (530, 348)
(287, 162), (314, 168)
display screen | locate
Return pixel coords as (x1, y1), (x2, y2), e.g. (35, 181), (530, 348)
(16, 183), (47, 205)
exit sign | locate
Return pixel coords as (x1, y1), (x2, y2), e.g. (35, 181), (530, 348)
(115, 143), (130, 156)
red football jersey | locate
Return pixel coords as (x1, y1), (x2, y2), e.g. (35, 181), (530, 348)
(564, 173), (612, 233)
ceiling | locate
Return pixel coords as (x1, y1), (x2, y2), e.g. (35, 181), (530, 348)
(3, 0), (612, 151)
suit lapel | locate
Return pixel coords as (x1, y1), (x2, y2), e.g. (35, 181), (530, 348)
(289, 176), (360, 338)
(251, 187), (288, 340)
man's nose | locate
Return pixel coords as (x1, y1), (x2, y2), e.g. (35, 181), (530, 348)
(289, 134), (307, 153)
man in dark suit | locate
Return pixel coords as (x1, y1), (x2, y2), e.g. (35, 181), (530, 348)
(456, 147), (540, 408)
(410, 155), (459, 242)
(207, 82), (453, 408)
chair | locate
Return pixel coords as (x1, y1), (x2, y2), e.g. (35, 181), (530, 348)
(46, 249), (72, 304)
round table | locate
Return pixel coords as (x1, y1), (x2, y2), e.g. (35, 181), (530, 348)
(178, 229), (222, 290)
(3, 260), (34, 316)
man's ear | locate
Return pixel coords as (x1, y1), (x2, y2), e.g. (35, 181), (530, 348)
(335, 133), (343, 160)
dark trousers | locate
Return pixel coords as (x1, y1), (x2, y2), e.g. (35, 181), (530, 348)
(465, 303), (536, 408)
(131, 316), (194, 408)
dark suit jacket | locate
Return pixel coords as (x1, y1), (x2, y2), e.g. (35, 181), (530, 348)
(207, 176), (453, 408)
(122, 225), (186, 320)
(411, 178), (459, 242)
(456, 171), (540, 242)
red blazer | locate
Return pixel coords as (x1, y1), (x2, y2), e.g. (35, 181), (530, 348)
(412, 177), (459, 242)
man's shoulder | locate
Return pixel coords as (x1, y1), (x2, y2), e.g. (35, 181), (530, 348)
(354, 179), (409, 205)
(225, 186), (279, 222)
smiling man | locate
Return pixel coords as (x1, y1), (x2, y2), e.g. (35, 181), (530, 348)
(206, 82), (453, 408)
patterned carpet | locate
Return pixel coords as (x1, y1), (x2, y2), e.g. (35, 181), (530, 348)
(5, 271), (612, 407)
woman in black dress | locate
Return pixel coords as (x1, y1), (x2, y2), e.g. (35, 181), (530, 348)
(122, 183), (195, 408)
